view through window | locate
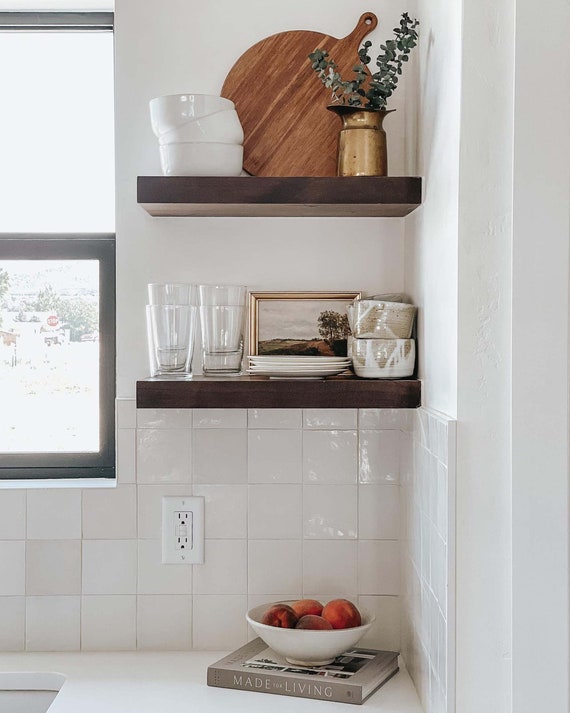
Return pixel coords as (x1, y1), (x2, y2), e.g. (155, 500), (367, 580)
(0, 259), (99, 453)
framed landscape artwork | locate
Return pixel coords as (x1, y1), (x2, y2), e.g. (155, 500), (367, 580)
(249, 291), (361, 357)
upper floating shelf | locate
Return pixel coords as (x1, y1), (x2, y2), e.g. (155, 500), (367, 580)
(137, 176), (422, 218)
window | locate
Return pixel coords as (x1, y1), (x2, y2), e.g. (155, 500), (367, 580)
(0, 13), (115, 481)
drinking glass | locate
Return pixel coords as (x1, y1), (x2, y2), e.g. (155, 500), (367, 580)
(146, 304), (197, 378)
(198, 285), (247, 375)
(148, 283), (196, 306)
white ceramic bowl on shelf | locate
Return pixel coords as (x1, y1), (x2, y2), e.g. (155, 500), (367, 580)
(351, 338), (416, 378)
(347, 300), (416, 339)
(246, 602), (375, 666)
(158, 109), (244, 145)
(159, 142), (243, 176)
(150, 94), (235, 136)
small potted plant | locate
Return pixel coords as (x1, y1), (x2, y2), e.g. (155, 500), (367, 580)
(309, 13), (419, 176)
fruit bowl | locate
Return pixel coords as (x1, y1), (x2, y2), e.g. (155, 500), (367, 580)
(246, 601), (375, 666)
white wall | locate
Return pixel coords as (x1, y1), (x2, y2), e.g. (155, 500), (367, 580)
(403, 0), (461, 417)
(114, 0), (413, 397)
(511, 0), (570, 710)
(455, 1), (514, 711)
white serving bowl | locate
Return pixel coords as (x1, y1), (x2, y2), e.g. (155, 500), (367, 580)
(158, 109), (244, 146)
(246, 602), (375, 666)
(150, 94), (235, 136)
(347, 300), (416, 339)
(351, 338), (416, 378)
(159, 142), (243, 176)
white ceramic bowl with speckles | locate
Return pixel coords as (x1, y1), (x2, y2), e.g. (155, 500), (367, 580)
(158, 109), (244, 146)
(347, 300), (416, 339)
(150, 94), (235, 136)
(351, 338), (415, 378)
(159, 142), (243, 176)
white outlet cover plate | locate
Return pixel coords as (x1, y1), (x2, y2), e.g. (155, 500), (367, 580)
(162, 496), (204, 564)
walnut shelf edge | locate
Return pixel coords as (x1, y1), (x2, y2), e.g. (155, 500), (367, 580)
(137, 176), (422, 218)
(136, 376), (421, 409)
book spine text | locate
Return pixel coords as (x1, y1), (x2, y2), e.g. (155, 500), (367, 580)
(207, 668), (363, 705)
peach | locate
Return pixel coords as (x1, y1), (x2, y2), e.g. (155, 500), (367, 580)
(291, 599), (323, 618)
(295, 615), (333, 630)
(261, 604), (298, 628)
(321, 599), (362, 629)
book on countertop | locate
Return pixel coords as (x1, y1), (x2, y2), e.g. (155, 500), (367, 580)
(207, 637), (399, 705)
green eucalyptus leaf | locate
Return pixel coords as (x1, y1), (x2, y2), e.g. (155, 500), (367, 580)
(308, 11), (418, 107)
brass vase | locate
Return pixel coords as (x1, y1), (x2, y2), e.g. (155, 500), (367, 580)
(327, 106), (395, 177)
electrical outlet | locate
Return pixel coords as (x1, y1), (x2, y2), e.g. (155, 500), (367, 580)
(161, 496), (204, 564)
(175, 510), (192, 550)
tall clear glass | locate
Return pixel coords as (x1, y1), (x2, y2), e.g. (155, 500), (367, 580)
(198, 285), (247, 375)
(146, 304), (196, 378)
(148, 283), (196, 306)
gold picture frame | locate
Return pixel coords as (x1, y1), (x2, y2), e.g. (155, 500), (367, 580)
(248, 291), (361, 357)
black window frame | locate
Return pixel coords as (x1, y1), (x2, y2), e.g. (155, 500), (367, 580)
(0, 12), (115, 481)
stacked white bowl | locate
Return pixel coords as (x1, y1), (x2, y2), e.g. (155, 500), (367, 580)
(347, 298), (417, 378)
(149, 94), (244, 176)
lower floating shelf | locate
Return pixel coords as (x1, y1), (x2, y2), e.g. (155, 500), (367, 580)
(136, 375), (421, 410)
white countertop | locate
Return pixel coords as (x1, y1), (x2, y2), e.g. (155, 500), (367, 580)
(0, 651), (423, 712)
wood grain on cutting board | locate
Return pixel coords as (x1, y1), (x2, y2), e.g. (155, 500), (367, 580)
(221, 13), (378, 177)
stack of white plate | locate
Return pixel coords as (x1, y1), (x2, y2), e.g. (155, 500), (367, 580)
(248, 355), (352, 378)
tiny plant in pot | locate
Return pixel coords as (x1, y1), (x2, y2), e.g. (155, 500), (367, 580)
(309, 12), (419, 176)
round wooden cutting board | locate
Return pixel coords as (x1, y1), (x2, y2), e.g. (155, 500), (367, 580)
(221, 13), (378, 177)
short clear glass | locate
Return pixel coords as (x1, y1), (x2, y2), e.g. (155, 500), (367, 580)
(198, 285), (247, 375)
(146, 304), (196, 378)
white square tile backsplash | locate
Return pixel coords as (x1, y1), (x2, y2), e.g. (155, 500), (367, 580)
(359, 430), (401, 483)
(192, 594), (247, 650)
(137, 594), (192, 650)
(302, 484), (357, 539)
(25, 540), (81, 596)
(0, 399), (455, 713)
(0, 491), (26, 540)
(247, 408), (302, 429)
(303, 408), (358, 430)
(248, 429), (302, 483)
(82, 485), (137, 540)
(25, 596), (80, 651)
(192, 484), (248, 539)
(81, 595), (137, 651)
(82, 539), (137, 595)
(193, 539), (247, 595)
(27, 490), (82, 540)
(193, 408), (247, 429)
(302, 429), (358, 483)
(248, 539), (302, 595)
(0, 596), (25, 651)
(302, 540), (358, 595)
(193, 428), (247, 484)
(137, 539), (192, 595)
(137, 428), (192, 484)
(248, 484), (302, 539)
(0, 541), (25, 595)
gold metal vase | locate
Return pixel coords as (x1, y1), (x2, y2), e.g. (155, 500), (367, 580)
(327, 106), (395, 177)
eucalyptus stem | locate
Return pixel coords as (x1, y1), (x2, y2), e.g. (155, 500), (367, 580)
(309, 13), (419, 111)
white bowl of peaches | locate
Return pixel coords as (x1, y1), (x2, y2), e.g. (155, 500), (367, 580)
(246, 598), (375, 666)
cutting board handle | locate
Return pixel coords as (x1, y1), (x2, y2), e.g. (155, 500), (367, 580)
(343, 12), (378, 45)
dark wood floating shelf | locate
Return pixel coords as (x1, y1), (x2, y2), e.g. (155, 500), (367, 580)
(137, 176), (422, 218)
(136, 375), (421, 410)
